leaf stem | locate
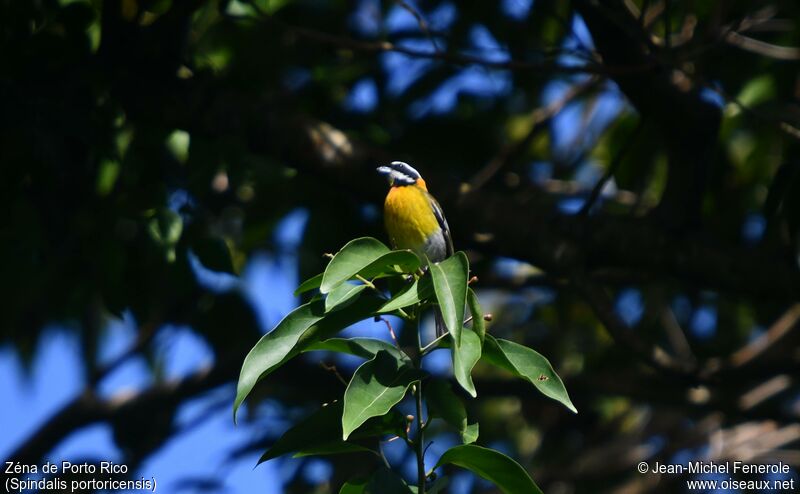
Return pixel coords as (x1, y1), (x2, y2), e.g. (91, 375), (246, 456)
(355, 274), (377, 290)
(420, 332), (449, 356)
(356, 274), (411, 319)
(377, 316), (401, 349)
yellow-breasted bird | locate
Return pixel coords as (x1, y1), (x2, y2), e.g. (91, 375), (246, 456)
(377, 161), (453, 336)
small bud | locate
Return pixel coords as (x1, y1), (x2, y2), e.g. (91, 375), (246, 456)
(406, 415), (415, 422)
(483, 313), (493, 322)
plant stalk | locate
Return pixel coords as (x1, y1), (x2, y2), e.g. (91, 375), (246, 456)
(414, 380), (426, 494)
(413, 306), (426, 494)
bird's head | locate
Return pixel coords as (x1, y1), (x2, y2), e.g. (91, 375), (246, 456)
(376, 161), (428, 190)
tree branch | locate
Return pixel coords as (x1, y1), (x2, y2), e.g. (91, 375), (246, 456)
(6, 357), (237, 468)
(574, 0), (722, 226)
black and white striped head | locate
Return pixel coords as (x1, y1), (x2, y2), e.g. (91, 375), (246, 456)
(376, 161), (422, 187)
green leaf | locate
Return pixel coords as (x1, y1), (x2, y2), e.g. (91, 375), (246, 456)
(483, 335), (577, 413)
(340, 467), (413, 494)
(235, 302), (324, 419)
(234, 294), (385, 421)
(349, 409), (408, 440)
(426, 379), (477, 444)
(429, 476), (450, 494)
(429, 252), (469, 345)
(250, 0), (292, 15)
(191, 236), (236, 274)
(452, 327), (481, 398)
(426, 379), (465, 427)
(378, 276), (434, 313)
(147, 208), (183, 262)
(294, 273), (323, 296)
(737, 74), (776, 108)
(148, 208), (183, 246)
(305, 337), (407, 361)
(462, 423), (479, 444)
(466, 288), (485, 343)
(360, 250), (421, 279)
(259, 402), (368, 463)
(342, 350), (423, 440)
(325, 283), (368, 312)
(434, 445), (543, 494)
(407, 477), (449, 494)
(259, 401), (405, 463)
(364, 468), (412, 494)
(320, 237), (389, 293)
(340, 477), (369, 494)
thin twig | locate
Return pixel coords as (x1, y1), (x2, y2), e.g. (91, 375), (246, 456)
(420, 332), (449, 355)
(394, 0), (441, 54)
(236, 4), (664, 77)
(378, 442), (394, 470)
(467, 76), (601, 192)
(286, 24), (601, 74)
(378, 316), (401, 348)
(319, 362), (348, 386)
(728, 303), (800, 369)
(660, 307), (695, 362)
(724, 31), (800, 60)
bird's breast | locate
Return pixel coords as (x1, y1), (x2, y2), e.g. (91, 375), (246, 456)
(383, 185), (441, 255)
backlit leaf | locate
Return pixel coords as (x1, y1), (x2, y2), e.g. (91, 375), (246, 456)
(325, 283), (367, 312)
(434, 445), (543, 494)
(452, 327), (481, 397)
(378, 276), (434, 313)
(466, 288), (485, 343)
(429, 252), (469, 345)
(482, 335), (577, 413)
(321, 237), (390, 293)
(294, 273), (323, 296)
(305, 337), (407, 362)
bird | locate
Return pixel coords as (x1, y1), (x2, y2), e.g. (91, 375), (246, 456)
(377, 161), (453, 336)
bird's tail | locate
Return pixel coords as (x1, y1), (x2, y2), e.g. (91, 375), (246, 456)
(434, 307), (447, 338)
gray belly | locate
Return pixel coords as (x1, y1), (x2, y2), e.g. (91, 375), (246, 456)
(423, 231), (448, 263)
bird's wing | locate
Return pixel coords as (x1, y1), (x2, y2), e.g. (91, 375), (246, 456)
(428, 193), (454, 257)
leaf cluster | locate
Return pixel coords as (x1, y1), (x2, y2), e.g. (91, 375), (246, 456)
(235, 237), (575, 492)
